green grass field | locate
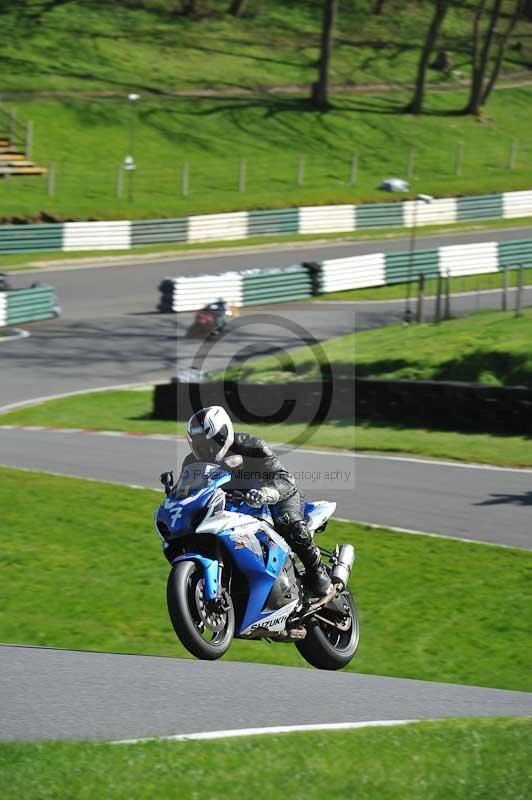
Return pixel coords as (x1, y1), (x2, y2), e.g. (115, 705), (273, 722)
(1, 719), (531, 800)
(3, 87), (532, 222)
(227, 307), (532, 386)
(2, 1), (530, 94)
(3, 388), (532, 467)
(1, 1), (531, 220)
(1, 467), (530, 691)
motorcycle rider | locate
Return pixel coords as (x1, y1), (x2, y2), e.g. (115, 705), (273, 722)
(182, 405), (333, 597)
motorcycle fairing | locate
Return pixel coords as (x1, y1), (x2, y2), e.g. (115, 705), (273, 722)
(304, 500), (336, 533)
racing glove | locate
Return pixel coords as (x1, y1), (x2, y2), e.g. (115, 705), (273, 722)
(245, 487), (280, 507)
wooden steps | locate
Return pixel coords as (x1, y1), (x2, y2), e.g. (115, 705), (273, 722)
(0, 147), (47, 177)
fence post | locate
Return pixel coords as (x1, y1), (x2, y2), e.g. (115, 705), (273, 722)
(502, 264), (508, 311)
(455, 141), (463, 176)
(297, 155), (305, 186)
(407, 147), (415, 179)
(515, 264), (524, 318)
(434, 274), (443, 323)
(9, 109), (17, 143)
(116, 164), (123, 198)
(444, 271), (451, 320)
(350, 153), (358, 185)
(239, 159), (246, 192)
(182, 161), (189, 197)
(417, 273), (425, 324)
(47, 163), (55, 196)
(25, 121), (33, 160)
(508, 139), (518, 170)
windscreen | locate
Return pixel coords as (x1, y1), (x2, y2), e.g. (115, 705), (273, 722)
(172, 462), (223, 500)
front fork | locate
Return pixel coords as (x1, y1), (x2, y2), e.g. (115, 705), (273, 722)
(172, 553), (221, 600)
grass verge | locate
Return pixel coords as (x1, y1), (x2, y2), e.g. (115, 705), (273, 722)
(1, 719), (531, 800)
(1, 467), (530, 691)
(2, 389), (532, 467)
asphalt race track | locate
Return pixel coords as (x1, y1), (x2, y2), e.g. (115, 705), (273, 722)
(0, 428), (531, 548)
(2, 225), (532, 407)
(2, 645), (531, 742)
(1, 226), (531, 742)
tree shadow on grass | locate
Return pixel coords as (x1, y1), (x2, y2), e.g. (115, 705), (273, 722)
(433, 351), (532, 387)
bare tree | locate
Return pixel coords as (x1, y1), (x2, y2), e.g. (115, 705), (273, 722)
(405, 0), (449, 114)
(311, 0), (337, 110)
(465, 0), (522, 115)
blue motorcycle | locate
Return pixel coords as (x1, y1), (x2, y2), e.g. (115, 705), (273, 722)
(154, 457), (359, 670)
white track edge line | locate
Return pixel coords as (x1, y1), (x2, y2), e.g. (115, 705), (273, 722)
(112, 719), (419, 745)
(338, 518), (519, 550)
(0, 328), (30, 344)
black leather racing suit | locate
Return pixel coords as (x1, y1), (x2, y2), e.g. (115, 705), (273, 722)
(182, 432), (322, 573)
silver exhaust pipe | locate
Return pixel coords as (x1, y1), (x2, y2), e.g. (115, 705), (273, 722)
(331, 544), (355, 588)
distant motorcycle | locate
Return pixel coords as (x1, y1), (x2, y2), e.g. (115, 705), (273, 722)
(186, 299), (234, 338)
(154, 458), (359, 670)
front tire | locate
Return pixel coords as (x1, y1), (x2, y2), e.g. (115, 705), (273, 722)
(296, 589), (359, 671)
(167, 560), (235, 661)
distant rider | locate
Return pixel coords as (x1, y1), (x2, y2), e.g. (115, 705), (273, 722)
(182, 405), (332, 597)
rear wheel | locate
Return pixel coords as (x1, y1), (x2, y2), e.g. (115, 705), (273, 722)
(296, 589), (359, 671)
(167, 560), (235, 660)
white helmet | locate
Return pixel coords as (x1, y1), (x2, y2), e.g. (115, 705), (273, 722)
(186, 406), (234, 463)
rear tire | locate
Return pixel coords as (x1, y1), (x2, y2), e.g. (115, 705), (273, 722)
(296, 590), (359, 671)
(167, 560), (235, 661)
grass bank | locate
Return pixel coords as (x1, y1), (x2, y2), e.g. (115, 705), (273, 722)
(1, 467), (530, 691)
(2, 1), (531, 94)
(3, 87), (532, 221)
(228, 307), (532, 387)
(2, 389), (532, 467)
(1, 719), (531, 800)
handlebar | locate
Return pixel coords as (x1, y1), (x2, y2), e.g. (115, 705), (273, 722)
(225, 489), (245, 504)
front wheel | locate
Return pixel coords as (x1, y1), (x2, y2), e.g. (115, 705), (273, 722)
(296, 589), (359, 671)
(167, 560), (235, 660)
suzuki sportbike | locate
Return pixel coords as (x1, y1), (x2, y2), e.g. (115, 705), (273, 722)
(154, 457), (359, 670)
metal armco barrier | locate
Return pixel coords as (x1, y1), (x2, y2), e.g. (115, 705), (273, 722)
(1, 188), (532, 255)
(153, 377), (532, 434)
(159, 236), (532, 312)
(0, 284), (59, 326)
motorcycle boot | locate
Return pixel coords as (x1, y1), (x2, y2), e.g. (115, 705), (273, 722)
(288, 520), (333, 598)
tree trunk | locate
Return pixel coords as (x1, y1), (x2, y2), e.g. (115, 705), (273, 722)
(229, 0), (247, 16)
(311, 0), (337, 110)
(405, 0), (449, 114)
(482, 0), (522, 105)
(373, 0), (386, 13)
(464, 0), (506, 115)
